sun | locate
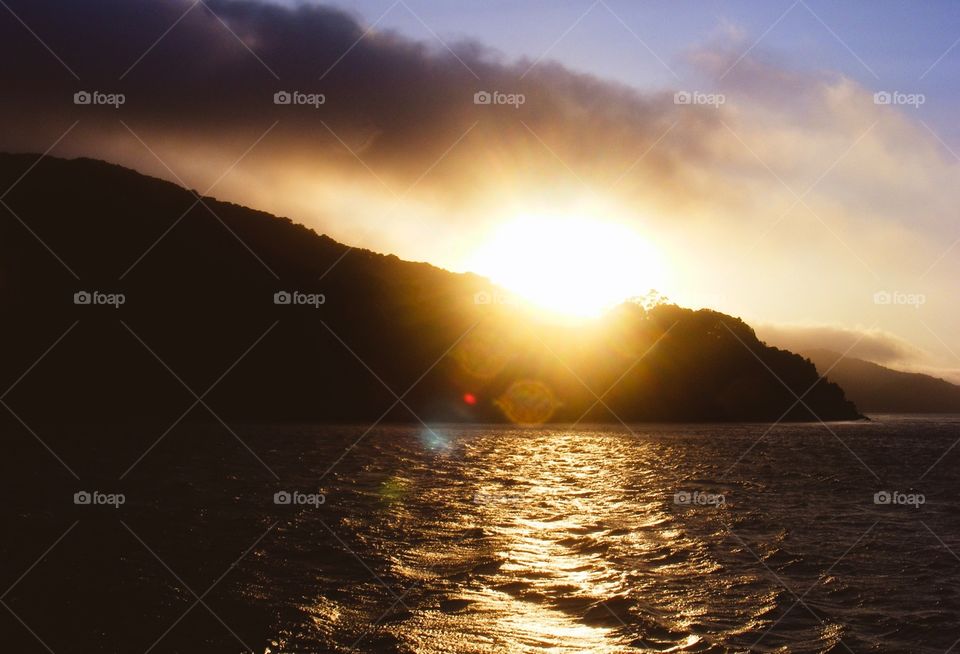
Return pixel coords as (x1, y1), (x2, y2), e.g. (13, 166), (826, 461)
(468, 211), (666, 318)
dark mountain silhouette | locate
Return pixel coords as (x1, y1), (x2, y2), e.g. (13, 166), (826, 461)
(804, 349), (960, 414)
(0, 153), (861, 425)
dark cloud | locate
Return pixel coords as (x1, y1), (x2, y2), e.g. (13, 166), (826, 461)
(0, 0), (714, 202)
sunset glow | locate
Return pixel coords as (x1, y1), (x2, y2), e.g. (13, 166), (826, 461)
(468, 212), (666, 318)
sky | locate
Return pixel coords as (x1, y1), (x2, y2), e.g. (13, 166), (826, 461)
(264, 0), (960, 151)
(1, 0), (959, 380)
(306, 0), (960, 142)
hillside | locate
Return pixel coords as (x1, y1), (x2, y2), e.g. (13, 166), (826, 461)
(0, 153), (861, 424)
(805, 349), (960, 414)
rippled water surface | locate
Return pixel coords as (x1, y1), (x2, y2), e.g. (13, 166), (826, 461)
(5, 416), (960, 653)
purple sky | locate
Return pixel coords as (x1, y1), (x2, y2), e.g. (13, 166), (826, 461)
(294, 0), (960, 143)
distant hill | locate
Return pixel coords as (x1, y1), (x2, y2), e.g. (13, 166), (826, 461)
(0, 153), (861, 423)
(804, 349), (960, 414)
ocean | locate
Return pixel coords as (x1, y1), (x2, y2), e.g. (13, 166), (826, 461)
(3, 416), (959, 652)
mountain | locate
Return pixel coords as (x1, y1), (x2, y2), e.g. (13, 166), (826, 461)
(0, 153), (861, 424)
(804, 349), (960, 414)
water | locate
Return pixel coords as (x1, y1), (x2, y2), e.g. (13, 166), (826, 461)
(3, 416), (960, 652)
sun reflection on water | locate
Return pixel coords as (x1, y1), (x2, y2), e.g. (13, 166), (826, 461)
(391, 429), (699, 653)
(245, 422), (928, 651)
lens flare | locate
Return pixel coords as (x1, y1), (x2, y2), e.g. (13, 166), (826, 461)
(420, 427), (452, 452)
(495, 379), (560, 425)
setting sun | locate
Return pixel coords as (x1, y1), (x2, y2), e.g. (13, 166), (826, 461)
(468, 212), (667, 318)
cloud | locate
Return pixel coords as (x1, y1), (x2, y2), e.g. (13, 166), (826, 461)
(0, 0), (702, 200)
(754, 322), (924, 365)
(757, 322), (960, 384)
(2, 0), (955, 241)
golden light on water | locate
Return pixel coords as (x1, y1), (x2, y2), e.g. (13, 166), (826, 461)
(468, 210), (667, 319)
(393, 430), (711, 653)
